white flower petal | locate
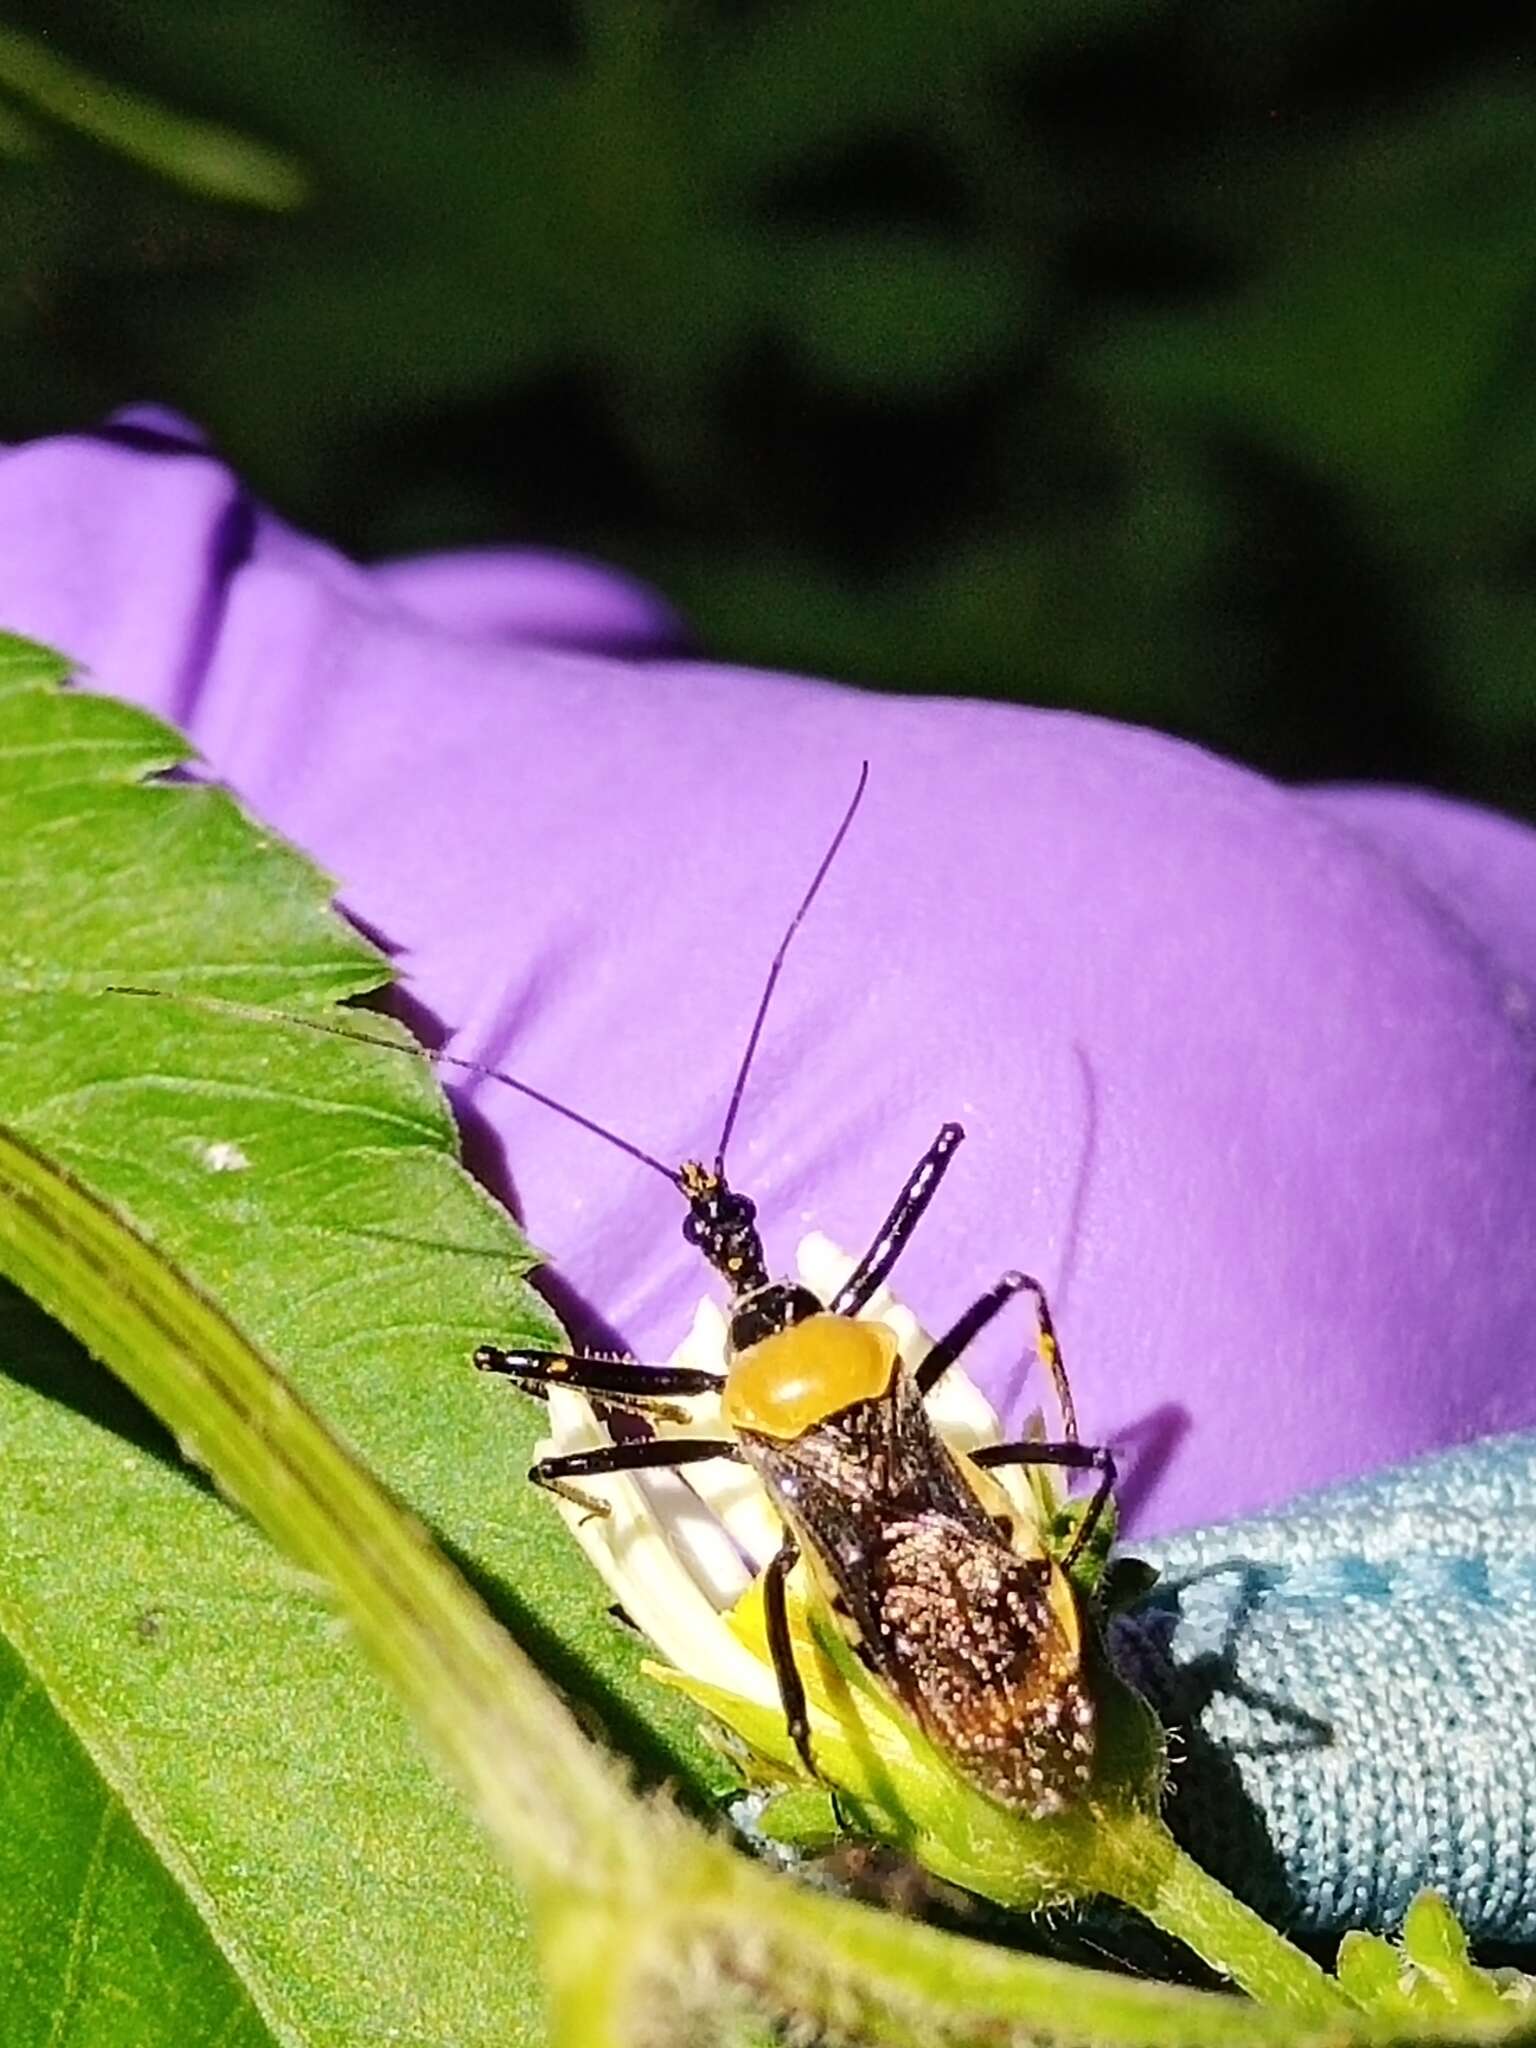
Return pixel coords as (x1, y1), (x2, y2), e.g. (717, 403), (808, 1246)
(637, 1466), (757, 1605)
(538, 1387), (776, 1706)
(681, 1459), (783, 1576)
(674, 1294), (730, 1373)
(795, 1229), (935, 1371)
(615, 1296), (786, 1578)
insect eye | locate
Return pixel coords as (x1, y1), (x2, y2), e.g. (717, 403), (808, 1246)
(682, 1185), (757, 1256)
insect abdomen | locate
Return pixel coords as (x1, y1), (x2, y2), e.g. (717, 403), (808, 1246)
(863, 1520), (1095, 1817)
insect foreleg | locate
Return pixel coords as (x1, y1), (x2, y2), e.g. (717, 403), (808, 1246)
(762, 1533), (817, 1780)
(476, 1345), (726, 1426)
(830, 1122), (965, 1315)
(969, 1439), (1117, 1567)
(915, 1269), (1078, 1443)
(914, 1269), (1034, 1393)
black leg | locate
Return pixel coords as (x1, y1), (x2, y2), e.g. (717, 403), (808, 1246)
(969, 1439), (1116, 1568)
(476, 1345), (725, 1426)
(914, 1270), (1078, 1442)
(531, 1435), (741, 1518)
(1017, 1278), (1078, 1443)
(762, 1533), (817, 1780)
(830, 1122), (965, 1316)
(915, 1269), (1029, 1394)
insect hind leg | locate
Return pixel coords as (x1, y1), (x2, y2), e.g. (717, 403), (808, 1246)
(762, 1533), (818, 1781)
(969, 1439), (1116, 1568)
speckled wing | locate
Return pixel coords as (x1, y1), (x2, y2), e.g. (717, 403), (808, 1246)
(861, 1514), (1094, 1816)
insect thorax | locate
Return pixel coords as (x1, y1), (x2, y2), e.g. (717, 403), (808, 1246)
(723, 1310), (900, 1438)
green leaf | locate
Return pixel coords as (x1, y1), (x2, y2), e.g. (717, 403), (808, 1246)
(784, 233), (1034, 393)
(0, 1508), (268, 2046)
(0, 95), (40, 160)
(0, 25), (307, 208)
(1090, 89), (1536, 506)
(0, 631), (719, 2043)
(1335, 1892), (1532, 2028)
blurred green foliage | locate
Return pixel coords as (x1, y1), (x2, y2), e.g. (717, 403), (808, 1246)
(4, 0), (1536, 815)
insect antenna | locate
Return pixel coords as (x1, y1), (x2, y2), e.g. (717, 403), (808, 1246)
(712, 760), (869, 1176)
(106, 761), (870, 1191)
(102, 984), (679, 1183)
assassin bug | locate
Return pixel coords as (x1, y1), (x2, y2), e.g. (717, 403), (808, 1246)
(472, 765), (1119, 1819)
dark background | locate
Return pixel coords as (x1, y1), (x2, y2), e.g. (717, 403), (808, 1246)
(5, 2), (1536, 817)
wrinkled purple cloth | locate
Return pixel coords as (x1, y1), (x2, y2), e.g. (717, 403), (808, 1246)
(4, 408), (1536, 1536)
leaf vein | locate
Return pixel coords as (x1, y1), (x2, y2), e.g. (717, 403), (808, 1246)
(45, 1789), (114, 2048)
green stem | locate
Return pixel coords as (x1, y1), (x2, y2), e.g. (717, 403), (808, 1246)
(710, 1853), (1318, 2048)
(533, 1892), (631, 2048)
(1099, 1810), (1349, 2020)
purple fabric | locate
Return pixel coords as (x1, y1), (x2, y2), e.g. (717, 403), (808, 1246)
(4, 409), (1535, 1535)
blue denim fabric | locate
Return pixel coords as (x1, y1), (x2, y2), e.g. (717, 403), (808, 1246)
(1112, 1431), (1536, 1943)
